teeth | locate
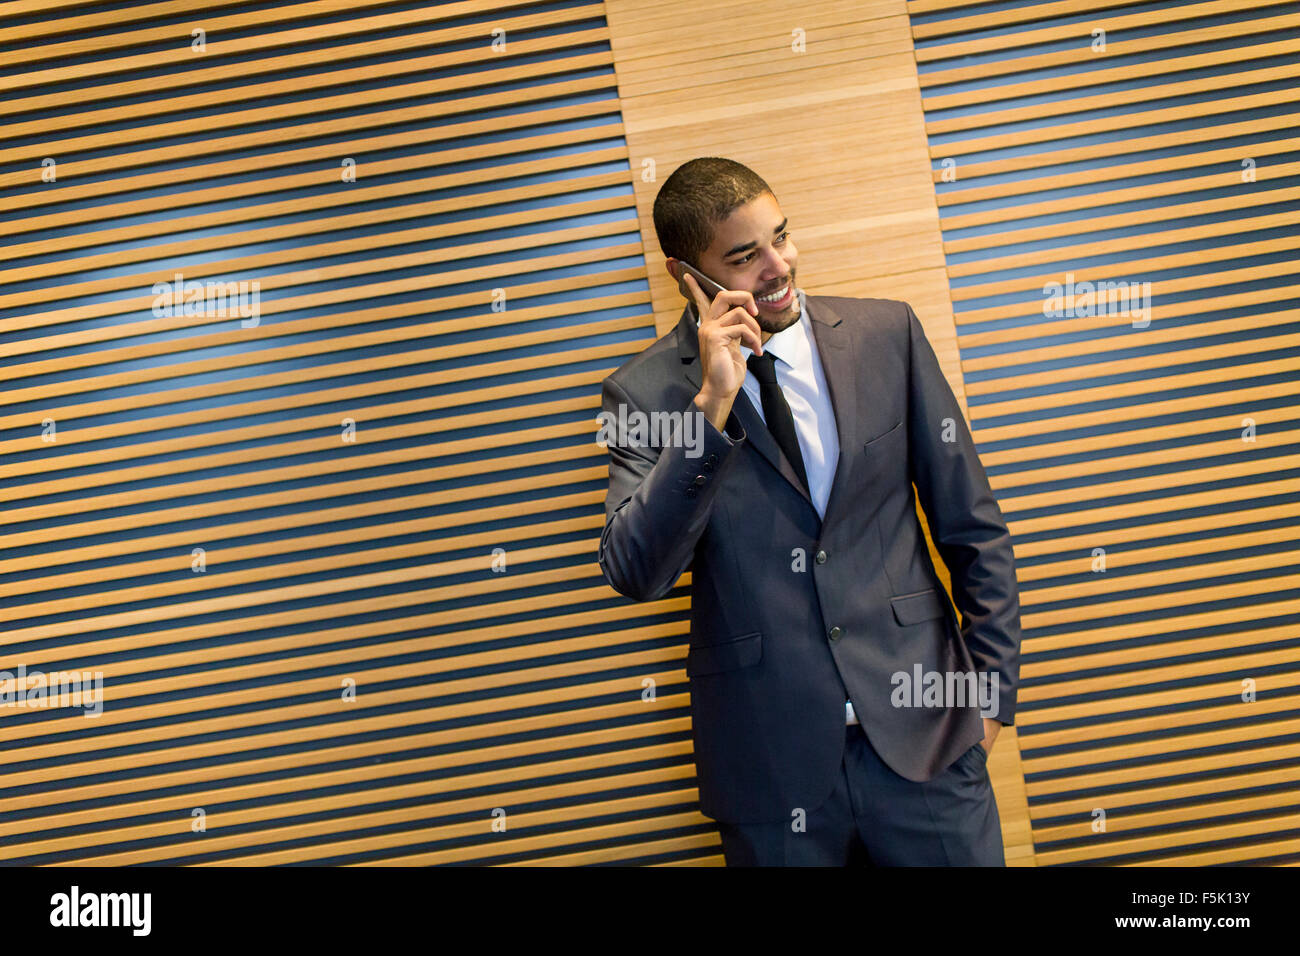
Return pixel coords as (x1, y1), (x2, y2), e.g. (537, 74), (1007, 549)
(758, 284), (789, 302)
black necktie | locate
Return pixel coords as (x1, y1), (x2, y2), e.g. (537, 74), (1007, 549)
(746, 351), (809, 491)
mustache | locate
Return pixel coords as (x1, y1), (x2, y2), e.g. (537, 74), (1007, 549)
(757, 276), (793, 295)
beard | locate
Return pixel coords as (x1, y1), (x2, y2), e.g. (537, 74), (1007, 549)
(757, 309), (800, 335)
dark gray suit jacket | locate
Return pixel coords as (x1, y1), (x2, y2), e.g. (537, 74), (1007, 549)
(597, 295), (1021, 825)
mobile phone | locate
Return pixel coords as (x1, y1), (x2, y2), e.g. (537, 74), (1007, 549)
(675, 260), (728, 311)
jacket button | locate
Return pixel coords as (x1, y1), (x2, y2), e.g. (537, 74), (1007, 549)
(693, 474), (706, 485)
(685, 486), (697, 498)
(701, 460), (713, 473)
(706, 454), (718, 465)
(829, 626), (843, 642)
(815, 550), (828, 564)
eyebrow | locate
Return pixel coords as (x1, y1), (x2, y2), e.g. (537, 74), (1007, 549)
(723, 218), (788, 260)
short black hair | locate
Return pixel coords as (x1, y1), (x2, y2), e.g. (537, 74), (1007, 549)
(651, 157), (774, 266)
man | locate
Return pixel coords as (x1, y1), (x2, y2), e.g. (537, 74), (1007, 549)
(597, 157), (1021, 866)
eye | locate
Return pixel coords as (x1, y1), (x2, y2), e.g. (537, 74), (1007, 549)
(732, 232), (789, 266)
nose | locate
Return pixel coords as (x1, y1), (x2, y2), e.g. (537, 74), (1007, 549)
(761, 247), (790, 278)
(759, 251), (785, 277)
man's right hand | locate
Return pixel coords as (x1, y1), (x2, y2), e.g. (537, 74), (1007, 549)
(683, 271), (764, 432)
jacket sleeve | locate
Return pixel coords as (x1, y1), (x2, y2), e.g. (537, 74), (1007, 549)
(597, 374), (747, 602)
(904, 302), (1022, 725)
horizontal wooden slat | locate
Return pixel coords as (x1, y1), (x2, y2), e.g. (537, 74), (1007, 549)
(913, 0), (1151, 39)
(919, 14), (1300, 85)
(932, 111), (1298, 183)
(0, 665), (692, 807)
(0, 0), (547, 85)
(1, 757), (699, 860)
(0, 687), (690, 831)
(916, 0), (1293, 62)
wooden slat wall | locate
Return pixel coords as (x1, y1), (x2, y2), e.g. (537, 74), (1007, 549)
(18, 0), (1288, 870)
(912, 0), (1300, 864)
(0, 0), (722, 866)
(604, 0), (1036, 865)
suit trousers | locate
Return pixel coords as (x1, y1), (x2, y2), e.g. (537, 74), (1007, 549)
(715, 722), (1005, 866)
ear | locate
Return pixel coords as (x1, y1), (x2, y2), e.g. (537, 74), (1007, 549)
(664, 258), (680, 281)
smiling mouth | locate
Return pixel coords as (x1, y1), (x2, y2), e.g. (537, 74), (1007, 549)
(756, 282), (792, 306)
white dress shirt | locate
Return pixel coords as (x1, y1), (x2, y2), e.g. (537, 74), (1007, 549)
(697, 290), (855, 722)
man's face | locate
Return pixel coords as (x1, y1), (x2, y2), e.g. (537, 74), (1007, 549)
(675, 191), (799, 336)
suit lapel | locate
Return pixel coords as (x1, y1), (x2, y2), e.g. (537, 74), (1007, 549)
(803, 296), (859, 526)
(729, 382), (814, 508)
(675, 300), (848, 513)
